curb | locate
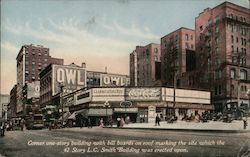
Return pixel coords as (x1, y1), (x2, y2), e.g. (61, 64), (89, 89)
(105, 127), (250, 133)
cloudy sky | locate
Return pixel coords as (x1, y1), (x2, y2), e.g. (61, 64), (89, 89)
(0, 0), (248, 94)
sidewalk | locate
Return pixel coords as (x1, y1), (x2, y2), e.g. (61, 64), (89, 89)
(111, 118), (250, 133)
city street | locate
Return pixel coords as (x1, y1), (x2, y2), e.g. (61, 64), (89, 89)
(0, 127), (250, 157)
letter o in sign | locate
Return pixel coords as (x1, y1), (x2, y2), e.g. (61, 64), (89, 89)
(57, 68), (64, 83)
(103, 76), (110, 85)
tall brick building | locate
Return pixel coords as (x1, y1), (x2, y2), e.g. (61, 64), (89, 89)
(193, 2), (250, 112)
(161, 27), (195, 87)
(129, 43), (161, 86)
(16, 44), (64, 116)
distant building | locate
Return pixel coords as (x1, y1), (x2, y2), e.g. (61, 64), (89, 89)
(161, 27), (195, 87)
(194, 2), (250, 112)
(16, 44), (64, 116)
(130, 43), (161, 87)
(0, 94), (10, 119)
(8, 85), (17, 118)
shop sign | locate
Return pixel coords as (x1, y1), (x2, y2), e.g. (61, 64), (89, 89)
(92, 88), (125, 102)
(100, 74), (130, 86)
(114, 108), (138, 113)
(126, 88), (161, 101)
(52, 65), (86, 96)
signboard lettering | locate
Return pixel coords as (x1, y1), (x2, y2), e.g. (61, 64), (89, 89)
(56, 68), (84, 85)
(126, 88), (160, 101)
(53, 65), (86, 96)
(100, 74), (130, 86)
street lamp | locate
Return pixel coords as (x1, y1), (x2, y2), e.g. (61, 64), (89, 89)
(59, 83), (64, 127)
(104, 101), (110, 126)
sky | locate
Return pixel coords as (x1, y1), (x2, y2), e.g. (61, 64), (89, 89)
(0, 0), (249, 94)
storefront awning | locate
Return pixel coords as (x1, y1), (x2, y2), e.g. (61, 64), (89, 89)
(68, 108), (113, 119)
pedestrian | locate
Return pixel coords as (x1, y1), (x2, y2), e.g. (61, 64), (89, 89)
(87, 118), (92, 128)
(117, 117), (121, 128)
(99, 118), (104, 128)
(20, 118), (25, 131)
(120, 117), (125, 127)
(243, 117), (248, 130)
(155, 114), (160, 126)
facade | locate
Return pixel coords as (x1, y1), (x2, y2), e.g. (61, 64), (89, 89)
(0, 94), (10, 119)
(16, 44), (64, 116)
(8, 85), (17, 118)
(194, 2), (250, 112)
(161, 27), (195, 87)
(129, 43), (161, 87)
(68, 87), (211, 125)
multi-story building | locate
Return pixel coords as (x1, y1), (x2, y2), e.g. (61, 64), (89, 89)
(194, 2), (250, 112)
(16, 44), (64, 116)
(161, 27), (195, 87)
(8, 85), (17, 118)
(129, 43), (161, 87)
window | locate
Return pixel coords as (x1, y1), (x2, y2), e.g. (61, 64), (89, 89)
(215, 37), (219, 44)
(236, 37), (238, 43)
(214, 70), (222, 80)
(231, 45), (234, 52)
(154, 48), (158, 53)
(232, 56), (237, 64)
(218, 85), (222, 95)
(185, 43), (189, 49)
(230, 69), (236, 79)
(191, 35), (193, 40)
(185, 34), (189, 41)
(191, 44), (194, 49)
(215, 47), (219, 54)
(200, 26), (203, 31)
(241, 38), (244, 45)
(240, 69), (247, 80)
(231, 35), (234, 43)
(215, 26), (219, 33)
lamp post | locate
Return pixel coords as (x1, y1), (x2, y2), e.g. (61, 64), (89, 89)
(59, 83), (64, 127)
(104, 101), (110, 126)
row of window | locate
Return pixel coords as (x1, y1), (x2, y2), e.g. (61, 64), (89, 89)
(227, 13), (247, 23)
(231, 46), (247, 54)
(231, 36), (247, 46)
(229, 24), (247, 36)
(230, 69), (248, 80)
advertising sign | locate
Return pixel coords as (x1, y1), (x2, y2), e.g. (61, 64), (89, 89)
(92, 88), (125, 101)
(27, 81), (40, 99)
(52, 65), (86, 95)
(126, 88), (161, 101)
(100, 74), (130, 87)
(75, 90), (91, 105)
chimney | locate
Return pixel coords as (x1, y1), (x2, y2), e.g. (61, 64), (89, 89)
(82, 62), (86, 68)
(105, 66), (107, 73)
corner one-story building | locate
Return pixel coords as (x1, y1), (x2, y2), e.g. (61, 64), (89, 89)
(64, 87), (212, 125)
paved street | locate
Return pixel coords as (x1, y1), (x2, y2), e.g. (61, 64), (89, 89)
(0, 127), (250, 157)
